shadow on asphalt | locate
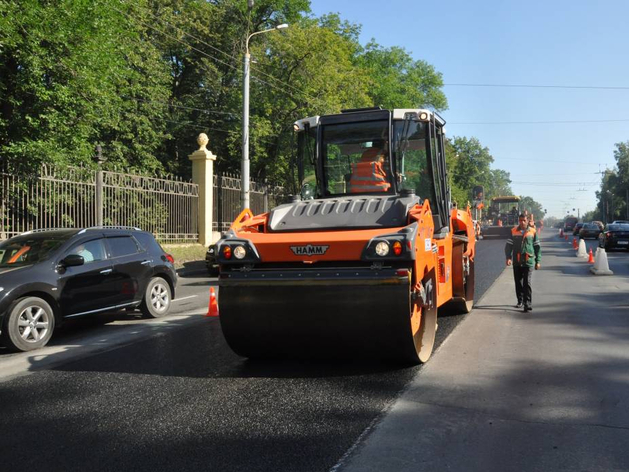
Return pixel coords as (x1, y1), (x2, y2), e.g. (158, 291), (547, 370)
(184, 280), (217, 287)
(0, 310), (148, 357)
(178, 260), (209, 278)
(20, 317), (414, 380)
(4, 237), (530, 379)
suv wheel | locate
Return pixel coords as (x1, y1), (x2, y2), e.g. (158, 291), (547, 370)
(1, 297), (55, 352)
(141, 277), (172, 318)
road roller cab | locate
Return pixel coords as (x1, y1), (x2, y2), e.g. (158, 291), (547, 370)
(482, 196), (521, 238)
(215, 107), (476, 364)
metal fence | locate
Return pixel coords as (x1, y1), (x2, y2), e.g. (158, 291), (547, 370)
(213, 173), (287, 233)
(0, 163), (199, 243)
(101, 170), (198, 242)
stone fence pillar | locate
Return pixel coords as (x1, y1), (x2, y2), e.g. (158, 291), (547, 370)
(189, 133), (217, 246)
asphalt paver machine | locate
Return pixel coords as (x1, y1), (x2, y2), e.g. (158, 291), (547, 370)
(215, 108), (476, 364)
(483, 195), (521, 238)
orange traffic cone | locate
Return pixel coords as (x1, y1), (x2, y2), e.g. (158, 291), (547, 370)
(560, 228), (564, 238)
(572, 237), (578, 250)
(206, 287), (219, 317)
(587, 248), (594, 264)
(564, 234), (568, 241)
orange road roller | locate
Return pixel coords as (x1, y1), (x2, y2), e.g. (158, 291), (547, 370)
(215, 107), (475, 364)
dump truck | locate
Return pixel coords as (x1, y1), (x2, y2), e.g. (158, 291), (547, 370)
(215, 107), (476, 364)
(482, 195), (521, 238)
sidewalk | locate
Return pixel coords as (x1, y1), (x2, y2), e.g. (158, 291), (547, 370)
(337, 236), (629, 472)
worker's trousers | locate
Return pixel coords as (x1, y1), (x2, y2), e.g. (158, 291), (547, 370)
(513, 265), (532, 307)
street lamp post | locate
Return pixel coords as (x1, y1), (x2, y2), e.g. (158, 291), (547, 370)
(605, 191), (612, 223)
(241, 23), (288, 210)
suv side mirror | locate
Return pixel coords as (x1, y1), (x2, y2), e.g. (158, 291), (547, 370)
(60, 254), (85, 268)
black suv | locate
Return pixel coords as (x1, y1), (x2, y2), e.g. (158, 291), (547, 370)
(0, 227), (177, 352)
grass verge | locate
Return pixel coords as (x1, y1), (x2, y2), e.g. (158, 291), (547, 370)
(162, 244), (207, 269)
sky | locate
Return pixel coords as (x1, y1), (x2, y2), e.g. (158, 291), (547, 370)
(309, 0), (629, 219)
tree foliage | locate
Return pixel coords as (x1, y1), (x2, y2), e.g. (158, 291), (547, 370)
(446, 136), (514, 205)
(356, 42), (447, 111)
(0, 0), (171, 172)
(1, 0), (526, 214)
(592, 142), (629, 223)
(518, 196), (545, 221)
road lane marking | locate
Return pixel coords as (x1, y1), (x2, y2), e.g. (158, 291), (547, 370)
(173, 295), (199, 302)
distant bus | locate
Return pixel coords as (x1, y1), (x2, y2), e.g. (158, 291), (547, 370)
(564, 217), (578, 232)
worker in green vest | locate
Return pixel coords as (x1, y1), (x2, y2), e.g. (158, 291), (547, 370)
(505, 213), (542, 312)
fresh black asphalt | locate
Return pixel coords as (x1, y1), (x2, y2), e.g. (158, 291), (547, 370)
(0, 238), (508, 472)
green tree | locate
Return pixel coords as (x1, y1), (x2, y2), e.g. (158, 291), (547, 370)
(519, 196), (545, 221)
(356, 42), (448, 111)
(0, 0), (171, 172)
(444, 139), (469, 207)
(488, 169), (513, 198)
(246, 15), (371, 184)
(135, 0), (313, 177)
(593, 141), (629, 223)
(0, 0), (453, 190)
(448, 136), (504, 199)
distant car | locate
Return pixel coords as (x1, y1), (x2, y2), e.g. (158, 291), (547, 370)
(579, 223), (602, 240)
(611, 220), (629, 225)
(0, 227), (177, 352)
(564, 216), (579, 232)
(599, 223), (629, 250)
(206, 243), (219, 277)
(572, 222), (584, 236)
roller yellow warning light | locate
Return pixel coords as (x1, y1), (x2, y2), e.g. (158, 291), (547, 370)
(214, 107), (476, 364)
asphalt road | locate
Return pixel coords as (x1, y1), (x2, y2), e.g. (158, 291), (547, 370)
(0, 239), (510, 472)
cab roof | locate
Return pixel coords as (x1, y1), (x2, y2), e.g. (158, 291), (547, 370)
(491, 196), (521, 203)
(293, 108), (446, 131)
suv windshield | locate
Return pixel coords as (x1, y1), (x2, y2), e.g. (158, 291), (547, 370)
(321, 120), (393, 196)
(0, 235), (68, 267)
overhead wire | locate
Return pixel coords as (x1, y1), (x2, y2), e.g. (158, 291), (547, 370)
(450, 119), (629, 125)
(444, 83), (629, 90)
(114, 3), (320, 107)
(493, 157), (611, 165)
(17, 17), (284, 150)
(162, 118), (277, 146)
(510, 182), (600, 186)
(129, 97), (239, 117)
(16, 19), (239, 120)
(121, 0), (320, 104)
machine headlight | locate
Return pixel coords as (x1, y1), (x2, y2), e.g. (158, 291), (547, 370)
(0, 287), (3, 293)
(375, 241), (390, 257)
(233, 245), (247, 260)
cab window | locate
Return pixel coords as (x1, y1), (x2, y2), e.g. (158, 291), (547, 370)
(297, 126), (318, 199)
(321, 120), (393, 196)
(392, 120), (435, 206)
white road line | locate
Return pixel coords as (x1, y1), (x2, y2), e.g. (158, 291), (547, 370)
(173, 295), (199, 303)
